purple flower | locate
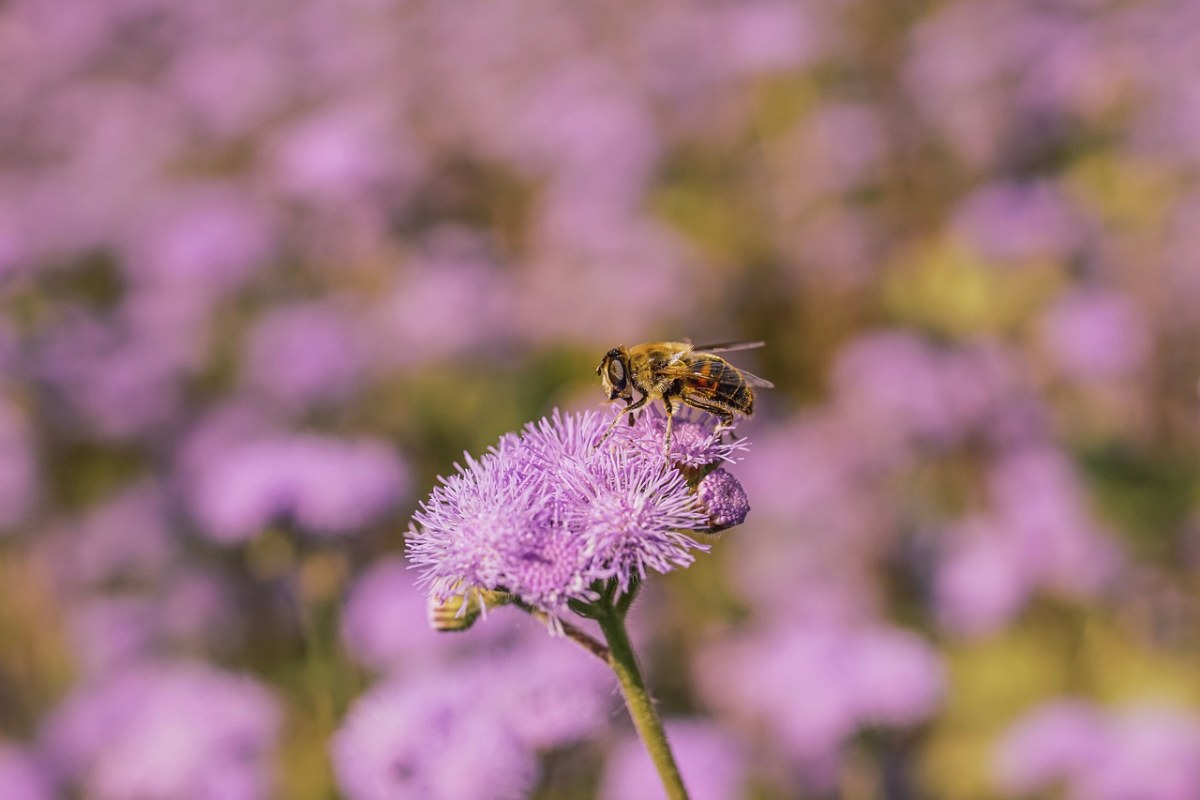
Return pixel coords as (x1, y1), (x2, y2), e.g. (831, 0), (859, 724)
(410, 410), (739, 618)
(42, 661), (282, 800)
(488, 633), (614, 749)
(264, 104), (425, 204)
(1082, 707), (1200, 800)
(625, 407), (749, 469)
(409, 409), (742, 619)
(695, 622), (944, 788)
(0, 746), (55, 800)
(340, 557), (523, 673)
(365, 235), (515, 368)
(332, 634), (610, 799)
(994, 700), (1107, 793)
(600, 720), (748, 800)
(934, 520), (1031, 637)
(331, 671), (535, 800)
(65, 597), (159, 676)
(189, 434), (409, 543)
(697, 469), (750, 530)
(121, 185), (276, 294)
(40, 482), (174, 590)
(952, 180), (1085, 264)
(995, 701), (1200, 800)
(0, 400), (38, 532)
(242, 302), (368, 411)
(1039, 288), (1151, 381)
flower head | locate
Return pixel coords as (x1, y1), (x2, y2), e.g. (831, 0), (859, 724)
(408, 409), (749, 620)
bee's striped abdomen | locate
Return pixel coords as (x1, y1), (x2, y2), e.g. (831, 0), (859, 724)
(689, 357), (754, 415)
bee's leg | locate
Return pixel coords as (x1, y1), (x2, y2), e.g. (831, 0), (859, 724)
(680, 396), (737, 438)
(595, 394), (649, 449)
(662, 397), (676, 455)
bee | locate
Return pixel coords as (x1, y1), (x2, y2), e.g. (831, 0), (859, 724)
(595, 340), (773, 452)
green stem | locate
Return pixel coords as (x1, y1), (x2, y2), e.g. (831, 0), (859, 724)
(596, 603), (691, 800)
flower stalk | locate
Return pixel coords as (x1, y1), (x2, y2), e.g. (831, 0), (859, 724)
(594, 589), (690, 800)
(517, 581), (689, 799)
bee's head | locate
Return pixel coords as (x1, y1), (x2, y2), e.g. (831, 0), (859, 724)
(597, 346), (632, 401)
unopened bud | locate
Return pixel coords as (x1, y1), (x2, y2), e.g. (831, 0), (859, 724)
(696, 468), (749, 532)
(427, 588), (510, 632)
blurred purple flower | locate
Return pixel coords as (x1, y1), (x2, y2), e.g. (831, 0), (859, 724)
(0, 400), (38, 532)
(935, 520), (1031, 638)
(409, 409), (728, 618)
(33, 312), (185, 441)
(242, 302), (368, 411)
(600, 720), (748, 800)
(0, 746), (55, 800)
(989, 447), (1121, 597)
(506, 60), (660, 211)
(487, 633), (613, 749)
(340, 557), (526, 674)
(366, 232), (515, 368)
(518, 220), (698, 345)
(718, 0), (832, 75)
(332, 634), (609, 798)
(937, 447), (1119, 637)
(332, 672), (533, 800)
(265, 104), (425, 204)
(189, 434), (409, 543)
(994, 700), (1107, 794)
(905, 3), (1098, 168)
(782, 103), (888, 198)
(121, 185), (276, 294)
(953, 180), (1085, 264)
(830, 332), (1035, 456)
(65, 597), (159, 676)
(830, 331), (965, 451)
(1040, 288), (1151, 381)
(43, 661), (282, 800)
(696, 622), (943, 787)
(154, 568), (242, 653)
(996, 701), (1200, 800)
(165, 42), (290, 140)
(41, 482), (173, 590)
(1082, 707), (1200, 800)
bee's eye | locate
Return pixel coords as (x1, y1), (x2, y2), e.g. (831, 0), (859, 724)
(608, 359), (625, 387)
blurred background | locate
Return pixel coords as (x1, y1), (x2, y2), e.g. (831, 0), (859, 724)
(2, 0), (1200, 797)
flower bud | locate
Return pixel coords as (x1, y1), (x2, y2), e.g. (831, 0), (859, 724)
(427, 588), (510, 632)
(696, 468), (749, 532)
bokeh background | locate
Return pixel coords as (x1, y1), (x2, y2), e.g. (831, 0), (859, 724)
(2, 0), (1200, 797)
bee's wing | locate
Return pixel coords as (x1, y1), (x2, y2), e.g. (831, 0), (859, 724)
(692, 340), (766, 354)
(739, 370), (774, 389)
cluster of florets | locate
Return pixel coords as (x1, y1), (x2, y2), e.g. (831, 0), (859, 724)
(407, 408), (749, 621)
